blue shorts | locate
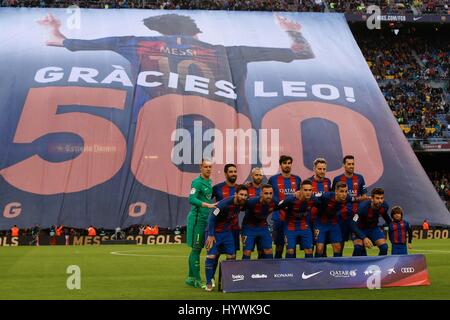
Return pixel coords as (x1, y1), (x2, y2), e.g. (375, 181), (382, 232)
(352, 227), (385, 243)
(252, 237), (263, 251)
(391, 243), (408, 255)
(272, 220), (285, 246)
(207, 231), (235, 256)
(285, 228), (313, 250)
(339, 219), (352, 242)
(314, 223), (342, 244)
(242, 227), (273, 251)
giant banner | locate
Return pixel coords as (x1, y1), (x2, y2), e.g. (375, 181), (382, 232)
(0, 8), (449, 229)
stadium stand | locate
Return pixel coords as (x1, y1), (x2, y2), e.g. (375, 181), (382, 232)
(0, 0), (448, 13)
(352, 25), (449, 143)
(428, 170), (450, 210)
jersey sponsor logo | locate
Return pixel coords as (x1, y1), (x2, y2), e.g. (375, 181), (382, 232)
(190, 188), (196, 195)
(232, 274), (245, 282)
(301, 271), (323, 279)
(213, 208), (220, 216)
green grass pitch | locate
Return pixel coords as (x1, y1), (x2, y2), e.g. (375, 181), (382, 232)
(0, 239), (449, 299)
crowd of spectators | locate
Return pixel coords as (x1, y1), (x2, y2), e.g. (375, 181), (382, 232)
(381, 81), (448, 138)
(327, 0), (449, 14)
(428, 170), (450, 210)
(417, 42), (449, 80)
(0, 0), (305, 10)
(356, 29), (449, 81)
(0, 223), (172, 237)
(0, 0), (449, 13)
(352, 26), (449, 141)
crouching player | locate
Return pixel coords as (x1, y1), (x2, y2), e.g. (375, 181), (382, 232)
(388, 206), (412, 255)
(279, 180), (317, 258)
(242, 184), (277, 260)
(351, 188), (391, 256)
(204, 185), (248, 292)
(314, 182), (353, 257)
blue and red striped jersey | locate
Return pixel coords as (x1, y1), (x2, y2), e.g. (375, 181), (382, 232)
(268, 174), (301, 222)
(352, 200), (391, 238)
(243, 197), (278, 228)
(389, 220), (412, 244)
(315, 192), (353, 225)
(332, 173), (367, 215)
(332, 173), (367, 198)
(212, 182), (236, 201)
(208, 196), (244, 236)
(212, 182), (238, 230)
(308, 175), (331, 197)
(247, 185), (262, 199)
(279, 195), (319, 231)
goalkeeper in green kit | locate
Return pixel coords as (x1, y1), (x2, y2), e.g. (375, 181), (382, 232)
(185, 159), (217, 288)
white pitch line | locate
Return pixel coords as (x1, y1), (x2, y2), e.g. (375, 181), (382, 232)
(110, 249), (450, 258)
(410, 249), (450, 254)
(110, 251), (186, 258)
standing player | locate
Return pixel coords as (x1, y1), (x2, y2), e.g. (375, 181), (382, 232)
(332, 155), (370, 253)
(212, 164), (239, 252)
(211, 164), (238, 285)
(185, 159), (217, 288)
(269, 155), (301, 259)
(308, 158), (332, 196)
(241, 184), (277, 260)
(388, 206), (412, 255)
(308, 158), (331, 257)
(279, 180), (317, 258)
(351, 188), (391, 256)
(332, 155), (370, 204)
(314, 182), (353, 257)
(204, 185), (248, 292)
(247, 167), (264, 198)
(246, 167), (265, 259)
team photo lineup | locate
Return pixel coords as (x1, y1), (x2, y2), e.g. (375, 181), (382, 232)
(186, 155), (413, 291)
(0, 1), (448, 302)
